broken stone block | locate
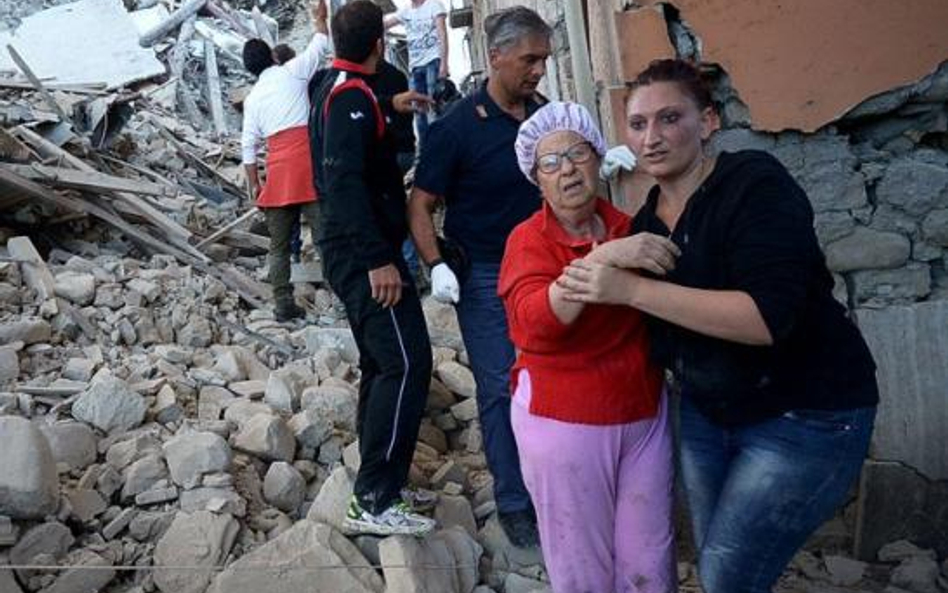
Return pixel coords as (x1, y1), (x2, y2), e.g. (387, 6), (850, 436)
(41, 549), (115, 593)
(430, 460), (468, 492)
(154, 511), (240, 593)
(435, 494), (478, 538)
(153, 384), (183, 424)
(824, 554), (867, 586)
(102, 507), (138, 540)
(122, 454), (169, 500)
(54, 271), (97, 306)
(450, 398), (479, 423)
(306, 466), (355, 531)
(72, 375), (147, 434)
(427, 378), (457, 412)
(342, 440), (361, 472)
(163, 431), (232, 489)
(0, 318), (51, 345)
(179, 487), (246, 517)
(0, 416), (60, 519)
(233, 414), (295, 462)
(302, 384), (356, 429)
(223, 400), (274, 429)
(176, 316), (214, 348)
(379, 527), (483, 593)
(824, 227), (912, 272)
(65, 488), (108, 523)
(436, 361), (476, 398)
(135, 486), (178, 506)
(8, 236), (55, 301)
(40, 421), (98, 472)
(0, 515), (19, 546)
(265, 365), (313, 413)
(228, 380), (266, 399)
(288, 409), (333, 450)
(0, 347), (19, 383)
(9, 521), (74, 580)
(62, 357), (96, 382)
(891, 555), (941, 593)
(263, 462), (306, 513)
(207, 521), (383, 593)
(127, 278), (160, 302)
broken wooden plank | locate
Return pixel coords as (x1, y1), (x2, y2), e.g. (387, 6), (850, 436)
(139, 0), (207, 47)
(196, 206), (259, 249)
(204, 39), (227, 137)
(221, 230), (269, 251)
(250, 6), (276, 45)
(169, 15), (204, 129)
(0, 79), (108, 94)
(6, 44), (75, 126)
(2, 163), (178, 197)
(146, 115), (245, 196)
(205, 0), (256, 39)
(16, 383), (87, 397)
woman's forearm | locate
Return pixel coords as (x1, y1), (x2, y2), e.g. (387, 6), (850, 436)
(549, 281), (585, 325)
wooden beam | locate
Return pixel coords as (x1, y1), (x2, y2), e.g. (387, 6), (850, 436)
(195, 207), (259, 249)
(139, 0), (207, 47)
(204, 39), (228, 137)
(250, 6), (276, 45)
(205, 0), (256, 39)
(169, 15), (205, 129)
(0, 80), (107, 94)
(2, 163), (177, 197)
(5, 44), (75, 126)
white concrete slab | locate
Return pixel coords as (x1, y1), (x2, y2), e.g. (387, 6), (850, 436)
(0, 0), (166, 90)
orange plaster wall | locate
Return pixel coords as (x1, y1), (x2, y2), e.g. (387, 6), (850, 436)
(626, 0), (948, 132)
(616, 7), (676, 83)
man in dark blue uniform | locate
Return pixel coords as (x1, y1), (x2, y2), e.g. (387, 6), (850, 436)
(407, 6), (552, 547)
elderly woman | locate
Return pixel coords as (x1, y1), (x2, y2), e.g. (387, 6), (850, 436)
(498, 101), (677, 593)
(560, 60), (879, 593)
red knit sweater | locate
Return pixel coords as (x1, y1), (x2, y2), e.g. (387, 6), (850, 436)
(498, 198), (662, 425)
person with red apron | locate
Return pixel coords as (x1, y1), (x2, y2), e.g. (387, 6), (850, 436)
(240, 0), (331, 321)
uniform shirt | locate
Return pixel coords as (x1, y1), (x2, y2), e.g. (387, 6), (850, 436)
(499, 198), (662, 425)
(413, 82), (545, 264)
(633, 150), (879, 426)
(241, 33), (332, 164)
(396, 0), (446, 70)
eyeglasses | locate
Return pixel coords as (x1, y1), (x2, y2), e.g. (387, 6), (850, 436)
(535, 141), (595, 175)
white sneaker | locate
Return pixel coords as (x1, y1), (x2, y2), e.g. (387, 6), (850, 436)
(342, 497), (436, 537)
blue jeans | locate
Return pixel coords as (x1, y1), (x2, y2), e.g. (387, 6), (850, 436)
(679, 395), (876, 593)
(409, 58), (440, 149)
(456, 263), (531, 513)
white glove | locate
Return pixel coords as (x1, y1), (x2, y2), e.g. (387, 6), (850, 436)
(599, 145), (637, 180)
(430, 262), (460, 304)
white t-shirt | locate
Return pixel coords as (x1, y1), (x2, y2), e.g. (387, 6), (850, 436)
(396, 0), (446, 70)
(241, 33), (332, 164)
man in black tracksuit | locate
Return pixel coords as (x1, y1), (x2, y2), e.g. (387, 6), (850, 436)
(308, 0), (434, 536)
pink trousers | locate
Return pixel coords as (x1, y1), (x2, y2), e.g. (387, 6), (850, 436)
(511, 371), (677, 593)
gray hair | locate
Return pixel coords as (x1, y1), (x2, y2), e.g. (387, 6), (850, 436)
(484, 6), (552, 52)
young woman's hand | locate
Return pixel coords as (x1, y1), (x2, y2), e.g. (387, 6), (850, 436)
(557, 259), (640, 306)
(585, 233), (680, 275)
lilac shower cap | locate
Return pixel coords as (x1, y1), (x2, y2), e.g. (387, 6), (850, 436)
(515, 101), (607, 185)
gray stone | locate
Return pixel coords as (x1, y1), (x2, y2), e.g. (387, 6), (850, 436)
(301, 386), (357, 432)
(41, 549), (115, 593)
(129, 509), (176, 542)
(814, 211), (856, 245)
(154, 511), (240, 593)
(127, 277), (160, 302)
(824, 555), (867, 586)
(0, 347), (19, 383)
(824, 227), (911, 272)
(504, 573), (551, 593)
(427, 379), (457, 411)
(451, 398), (479, 423)
(135, 486), (178, 506)
(317, 436), (344, 465)
(72, 376), (147, 434)
(102, 507), (138, 539)
(105, 433), (162, 470)
(430, 460), (468, 491)
(436, 361), (476, 398)
(343, 440), (361, 471)
(922, 209), (948, 246)
(223, 400), (274, 429)
(207, 521), (384, 593)
(0, 515), (18, 546)
(176, 316), (214, 348)
(122, 454), (169, 500)
(0, 566), (23, 593)
(435, 494), (477, 538)
(61, 357), (96, 382)
(163, 431), (232, 489)
(65, 487), (107, 522)
(288, 409), (333, 449)
(0, 416), (59, 519)
(233, 414), (295, 462)
(477, 515), (543, 570)
(8, 236), (55, 301)
(179, 487), (246, 516)
(229, 380), (266, 399)
(54, 271), (96, 306)
(154, 384), (184, 424)
(852, 264), (931, 306)
(855, 462), (948, 561)
(877, 158), (948, 217)
(265, 365), (314, 413)
(710, 128), (776, 153)
(0, 318), (51, 345)
(154, 344), (192, 365)
(891, 556), (940, 593)
(263, 462), (306, 513)
(306, 466), (355, 531)
(39, 421), (97, 472)
(301, 327), (360, 363)
(379, 528), (483, 593)
(198, 386), (235, 421)
(10, 521), (73, 579)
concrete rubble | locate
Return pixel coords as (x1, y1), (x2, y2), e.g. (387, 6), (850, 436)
(1, 1), (946, 593)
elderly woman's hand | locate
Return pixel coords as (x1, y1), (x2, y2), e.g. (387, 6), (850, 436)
(585, 233), (680, 275)
(557, 259), (640, 306)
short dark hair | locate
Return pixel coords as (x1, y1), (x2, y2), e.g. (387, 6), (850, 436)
(243, 38), (274, 76)
(484, 6), (551, 52)
(272, 43), (296, 65)
(332, 0), (383, 63)
(627, 59), (714, 111)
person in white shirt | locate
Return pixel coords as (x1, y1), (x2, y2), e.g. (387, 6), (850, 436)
(384, 0), (448, 148)
(240, 0), (331, 322)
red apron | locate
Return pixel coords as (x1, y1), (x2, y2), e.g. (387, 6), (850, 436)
(257, 125), (317, 208)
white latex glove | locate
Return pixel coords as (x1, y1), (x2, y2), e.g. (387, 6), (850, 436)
(599, 145), (637, 180)
(430, 262), (460, 304)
